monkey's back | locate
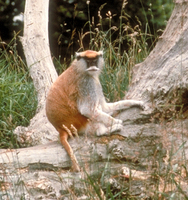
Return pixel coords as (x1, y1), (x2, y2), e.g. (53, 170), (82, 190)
(46, 66), (88, 133)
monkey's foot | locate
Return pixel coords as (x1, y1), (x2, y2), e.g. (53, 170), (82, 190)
(114, 118), (123, 125)
(62, 124), (79, 139)
(138, 101), (145, 110)
(70, 124), (79, 138)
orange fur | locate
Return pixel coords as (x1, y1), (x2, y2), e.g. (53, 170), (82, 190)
(46, 53), (94, 172)
(46, 66), (88, 133)
(77, 50), (102, 59)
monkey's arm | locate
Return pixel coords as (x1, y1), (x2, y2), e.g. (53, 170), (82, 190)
(102, 100), (144, 115)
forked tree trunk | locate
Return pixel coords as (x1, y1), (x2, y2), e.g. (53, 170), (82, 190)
(0, 0), (188, 199)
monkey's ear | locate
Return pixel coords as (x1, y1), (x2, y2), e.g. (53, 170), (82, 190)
(75, 52), (81, 59)
(98, 51), (103, 56)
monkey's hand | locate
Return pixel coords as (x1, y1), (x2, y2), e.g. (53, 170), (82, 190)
(137, 101), (145, 110)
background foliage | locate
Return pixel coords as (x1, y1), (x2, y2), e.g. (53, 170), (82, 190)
(49, 0), (174, 62)
(0, 0), (174, 62)
(0, 38), (37, 148)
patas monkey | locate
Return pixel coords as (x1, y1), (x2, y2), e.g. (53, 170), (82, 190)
(46, 50), (144, 172)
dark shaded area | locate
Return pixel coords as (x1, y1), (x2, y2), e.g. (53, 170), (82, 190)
(0, 0), (174, 66)
(49, 0), (173, 64)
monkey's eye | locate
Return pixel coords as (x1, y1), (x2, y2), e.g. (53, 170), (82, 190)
(86, 59), (97, 63)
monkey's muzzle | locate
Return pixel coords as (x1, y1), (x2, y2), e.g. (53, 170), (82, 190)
(86, 66), (100, 71)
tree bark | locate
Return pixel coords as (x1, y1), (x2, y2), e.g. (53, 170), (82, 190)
(1, 0), (188, 199)
(21, 0), (58, 108)
(126, 0), (188, 117)
(14, 0), (58, 145)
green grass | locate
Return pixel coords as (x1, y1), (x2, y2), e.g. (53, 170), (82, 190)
(81, 1), (154, 101)
(0, 39), (37, 148)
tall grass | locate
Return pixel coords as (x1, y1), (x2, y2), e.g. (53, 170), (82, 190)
(76, 1), (153, 102)
(0, 37), (37, 148)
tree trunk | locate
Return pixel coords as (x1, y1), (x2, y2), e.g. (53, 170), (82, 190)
(22, 0), (57, 109)
(14, 0), (58, 145)
(126, 0), (188, 116)
(1, 0), (188, 199)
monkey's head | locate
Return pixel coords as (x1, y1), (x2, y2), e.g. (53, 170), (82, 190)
(75, 50), (104, 76)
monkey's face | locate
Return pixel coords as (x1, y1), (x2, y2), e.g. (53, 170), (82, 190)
(75, 50), (104, 76)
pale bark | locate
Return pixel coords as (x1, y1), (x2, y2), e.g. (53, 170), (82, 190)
(126, 0), (188, 117)
(15, 0), (58, 145)
(21, 0), (58, 110)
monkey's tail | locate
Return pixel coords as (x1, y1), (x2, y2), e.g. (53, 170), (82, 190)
(59, 130), (80, 172)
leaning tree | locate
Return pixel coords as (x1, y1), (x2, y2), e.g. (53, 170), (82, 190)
(0, 0), (188, 199)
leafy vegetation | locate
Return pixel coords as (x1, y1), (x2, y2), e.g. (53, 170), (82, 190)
(0, 38), (37, 148)
(49, 0), (174, 58)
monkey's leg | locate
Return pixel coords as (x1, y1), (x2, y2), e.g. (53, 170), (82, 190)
(103, 100), (144, 114)
(79, 104), (122, 126)
(59, 131), (80, 172)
